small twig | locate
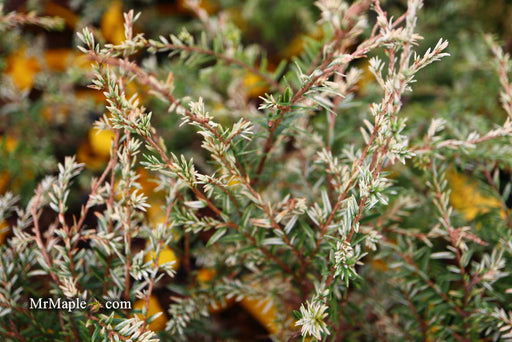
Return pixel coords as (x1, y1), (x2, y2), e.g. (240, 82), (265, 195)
(31, 186), (61, 287)
(401, 289), (428, 342)
(103, 130), (122, 297)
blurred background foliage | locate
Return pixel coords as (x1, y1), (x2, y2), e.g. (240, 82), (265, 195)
(2, 0), (512, 196)
(1, 0), (512, 340)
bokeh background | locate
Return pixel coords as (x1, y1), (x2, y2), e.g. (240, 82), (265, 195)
(2, 0), (512, 340)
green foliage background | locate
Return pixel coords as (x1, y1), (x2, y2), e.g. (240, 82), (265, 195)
(1, 0), (512, 341)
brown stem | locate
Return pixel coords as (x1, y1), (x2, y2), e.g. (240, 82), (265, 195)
(5, 319), (28, 342)
(401, 289), (428, 341)
(396, 246), (467, 318)
(103, 131), (121, 296)
(31, 187), (61, 286)
(122, 131), (133, 302)
(67, 312), (81, 342)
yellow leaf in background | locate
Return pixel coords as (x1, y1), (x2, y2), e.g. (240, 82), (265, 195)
(195, 0), (218, 14)
(208, 297), (235, 314)
(447, 170), (505, 221)
(0, 135), (31, 194)
(125, 82), (144, 104)
(75, 89), (106, 104)
(72, 53), (94, 71)
(0, 221), (8, 244)
(5, 47), (41, 90)
(356, 60), (377, 95)
(240, 295), (279, 335)
(44, 49), (72, 72)
(115, 168), (159, 199)
(44, 2), (78, 28)
(101, 1), (125, 45)
(115, 168), (161, 210)
(146, 199), (167, 224)
(196, 268), (216, 284)
(225, 7), (248, 32)
(0, 172), (10, 194)
(217, 166), (242, 186)
(1, 135), (18, 153)
(369, 258), (389, 272)
(41, 104), (70, 123)
(0, 135), (18, 193)
(146, 200), (181, 241)
(227, 175), (241, 186)
(133, 295), (167, 331)
(135, 168), (158, 196)
(88, 127), (115, 159)
(242, 72), (269, 99)
(144, 245), (180, 271)
(194, 268), (235, 313)
(76, 141), (107, 171)
(280, 27), (324, 60)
